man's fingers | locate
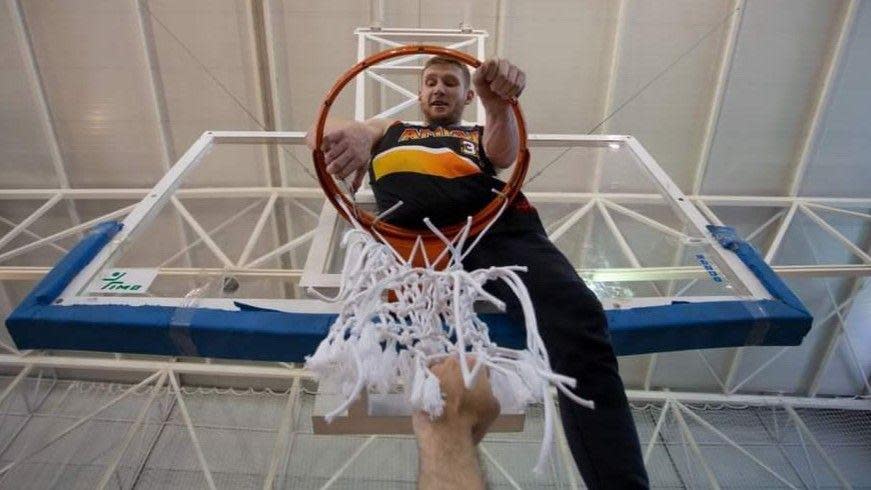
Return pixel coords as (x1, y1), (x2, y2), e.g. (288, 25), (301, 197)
(491, 77), (511, 98)
(503, 68), (523, 99)
(473, 60), (492, 84)
(325, 140), (348, 160)
(325, 144), (349, 173)
(497, 58), (510, 79)
(321, 132), (338, 152)
(482, 58), (499, 82)
(351, 167), (366, 192)
(334, 155), (359, 180)
(491, 62), (520, 98)
(337, 162), (360, 180)
(506, 65), (519, 89)
(512, 71), (526, 98)
(326, 151), (352, 176)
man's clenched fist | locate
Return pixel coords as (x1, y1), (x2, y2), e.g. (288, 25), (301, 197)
(473, 58), (526, 102)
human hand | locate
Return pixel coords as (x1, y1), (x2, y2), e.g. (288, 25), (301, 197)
(321, 122), (374, 192)
(472, 58), (526, 104)
(412, 356), (500, 445)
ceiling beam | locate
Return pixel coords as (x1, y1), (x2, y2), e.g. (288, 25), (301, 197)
(691, 0), (745, 195)
(494, 0), (508, 58)
(2, 263), (869, 282)
(3, 188), (871, 207)
(592, 0), (627, 192)
(7, 0), (82, 233)
(787, 0), (860, 196)
(134, 0), (194, 269)
(806, 226), (871, 397)
(806, 280), (865, 396)
(135, 0), (176, 171)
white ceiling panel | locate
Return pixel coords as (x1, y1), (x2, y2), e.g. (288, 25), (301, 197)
(0, 4), (58, 188)
(800, 0), (871, 198)
(20, 0), (165, 188)
(702, 0), (846, 196)
(502, 0), (618, 134)
(604, 0), (732, 192)
(273, 0), (370, 130)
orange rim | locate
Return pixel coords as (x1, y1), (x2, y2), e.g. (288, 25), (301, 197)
(312, 45), (529, 262)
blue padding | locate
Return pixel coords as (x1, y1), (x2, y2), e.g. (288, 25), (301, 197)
(8, 304), (335, 361)
(606, 300), (808, 355)
(7, 299), (808, 360)
(6, 222), (813, 361)
(707, 225), (809, 313)
(23, 221), (122, 307)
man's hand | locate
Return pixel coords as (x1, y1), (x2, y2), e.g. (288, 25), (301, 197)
(413, 356), (500, 445)
(473, 59), (525, 169)
(320, 122), (375, 192)
(414, 356), (500, 490)
(472, 58), (526, 104)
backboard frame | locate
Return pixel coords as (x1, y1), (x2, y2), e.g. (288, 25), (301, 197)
(6, 130), (812, 360)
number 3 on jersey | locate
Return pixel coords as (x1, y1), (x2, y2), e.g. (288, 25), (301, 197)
(460, 140), (478, 158)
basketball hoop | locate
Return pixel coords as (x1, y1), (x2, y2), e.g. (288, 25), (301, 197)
(312, 45), (530, 266)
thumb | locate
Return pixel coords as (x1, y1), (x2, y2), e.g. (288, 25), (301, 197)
(474, 59), (495, 83)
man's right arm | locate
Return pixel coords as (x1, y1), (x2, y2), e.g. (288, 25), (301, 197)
(305, 118), (396, 191)
(304, 118), (394, 152)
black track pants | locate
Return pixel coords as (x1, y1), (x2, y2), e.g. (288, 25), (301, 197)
(462, 203), (649, 489)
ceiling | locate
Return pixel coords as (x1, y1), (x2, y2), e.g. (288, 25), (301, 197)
(0, 0), (869, 397)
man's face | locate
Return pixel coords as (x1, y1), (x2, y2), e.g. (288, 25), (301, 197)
(419, 63), (473, 126)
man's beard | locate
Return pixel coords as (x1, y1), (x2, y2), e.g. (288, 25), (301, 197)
(423, 104), (463, 127)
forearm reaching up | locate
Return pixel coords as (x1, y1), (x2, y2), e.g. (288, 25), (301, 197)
(473, 59), (526, 170)
(305, 117), (395, 191)
(414, 356), (499, 490)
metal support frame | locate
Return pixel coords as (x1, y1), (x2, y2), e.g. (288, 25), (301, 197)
(674, 399), (798, 488)
(0, 353), (868, 485)
(787, 0), (860, 196)
(2, 129), (868, 402)
(262, 377), (301, 489)
(724, 202), (799, 392)
(1, 20), (869, 487)
(94, 370), (168, 490)
(806, 280), (870, 397)
(354, 27), (488, 124)
(1, 133), (868, 405)
(3, 132), (769, 317)
(671, 400), (721, 489)
(168, 369), (217, 489)
(134, 0), (197, 274)
(321, 435), (376, 489)
(691, 0), (745, 195)
(6, 0), (83, 237)
(248, 0), (295, 301)
(783, 404), (854, 489)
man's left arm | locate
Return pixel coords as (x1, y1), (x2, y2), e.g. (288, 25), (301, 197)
(473, 59), (526, 170)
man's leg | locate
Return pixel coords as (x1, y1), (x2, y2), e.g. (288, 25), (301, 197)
(463, 210), (648, 489)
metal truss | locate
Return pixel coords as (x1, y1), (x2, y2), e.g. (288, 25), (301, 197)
(1, 130), (870, 397)
(1, 19), (870, 486)
(0, 363), (867, 488)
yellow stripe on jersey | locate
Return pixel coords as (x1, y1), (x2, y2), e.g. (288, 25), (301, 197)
(372, 145), (481, 180)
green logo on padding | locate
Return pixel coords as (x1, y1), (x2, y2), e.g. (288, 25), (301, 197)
(99, 271), (142, 291)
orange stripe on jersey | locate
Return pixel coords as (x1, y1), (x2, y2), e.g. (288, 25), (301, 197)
(372, 146), (482, 180)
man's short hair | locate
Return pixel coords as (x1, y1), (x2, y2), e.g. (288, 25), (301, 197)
(423, 56), (471, 88)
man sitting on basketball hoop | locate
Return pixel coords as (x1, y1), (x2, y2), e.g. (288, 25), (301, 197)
(307, 56), (649, 489)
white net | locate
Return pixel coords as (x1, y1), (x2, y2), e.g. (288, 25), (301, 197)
(304, 209), (592, 474)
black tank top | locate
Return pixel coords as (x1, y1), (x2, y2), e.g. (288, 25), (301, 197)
(369, 122), (504, 229)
